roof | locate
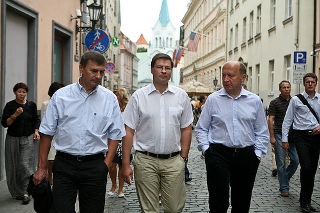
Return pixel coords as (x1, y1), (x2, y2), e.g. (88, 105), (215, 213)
(159, 0), (170, 26)
(136, 34), (148, 45)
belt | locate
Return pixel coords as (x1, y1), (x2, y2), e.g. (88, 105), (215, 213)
(136, 150), (180, 159)
(210, 143), (254, 153)
(56, 151), (104, 162)
(294, 130), (314, 135)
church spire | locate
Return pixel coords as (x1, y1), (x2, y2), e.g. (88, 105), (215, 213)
(159, 0), (170, 26)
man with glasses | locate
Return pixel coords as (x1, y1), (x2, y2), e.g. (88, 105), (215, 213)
(121, 53), (193, 212)
(282, 73), (320, 213)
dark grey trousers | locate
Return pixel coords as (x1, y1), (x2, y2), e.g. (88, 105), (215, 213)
(5, 134), (37, 197)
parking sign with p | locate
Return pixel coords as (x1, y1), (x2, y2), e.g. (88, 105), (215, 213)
(294, 51), (307, 64)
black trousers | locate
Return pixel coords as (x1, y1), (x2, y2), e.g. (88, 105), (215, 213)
(294, 131), (320, 205)
(52, 152), (108, 213)
(205, 144), (260, 213)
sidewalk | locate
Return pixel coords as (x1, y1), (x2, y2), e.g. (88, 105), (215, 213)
(1, 133), (320, 212)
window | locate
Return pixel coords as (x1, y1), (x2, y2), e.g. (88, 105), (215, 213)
(269, 60), (275, 93)
(271, 0), (276, 27)
(235, 24), (238, 47)
(249, 11), (254, 38)
(256, 64), (260, 95)
(257, 5), (261, 34)
(285, 55), (291, 82)
(242, 17), (247, 43)
(285, 0), (292, 19)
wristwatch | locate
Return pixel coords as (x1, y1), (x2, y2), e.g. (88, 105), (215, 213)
(182, 157), (188, 163)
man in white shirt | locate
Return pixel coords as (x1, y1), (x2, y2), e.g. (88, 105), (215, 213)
(282, 73), (320, 213)
(195, 61), (269, 213)
(121, 53), (193, 213)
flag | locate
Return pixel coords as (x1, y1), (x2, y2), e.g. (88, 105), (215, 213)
(188, 32), (201, 52)
(174, 47), (184, 67)
(172, 49), (177, 67)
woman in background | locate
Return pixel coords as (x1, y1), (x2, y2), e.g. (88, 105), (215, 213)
(41, 82), (64, 185)
(1, 82), (40, 204)
(108, 87), (130, 198)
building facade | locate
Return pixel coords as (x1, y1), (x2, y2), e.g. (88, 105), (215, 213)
(227, 0), (315, 105)
(0, 0), (124, 180)
(181, 0), (227, 90)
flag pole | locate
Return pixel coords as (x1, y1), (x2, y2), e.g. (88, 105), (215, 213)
(188, 29), (221, 41)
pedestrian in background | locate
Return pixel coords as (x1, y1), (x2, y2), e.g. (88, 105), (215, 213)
(195, 61), (269, 212)
(107, 87), (131, 198)
(1, 82), (40, 205)
(121, 53), (193, 212)
(40, 82), (65, 185)
(282, 73), (320, 213)
(268, 80), (299, 197)
(33, 51), (126, 213)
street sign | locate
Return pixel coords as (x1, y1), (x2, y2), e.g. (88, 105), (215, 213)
(293, 51), (307, 64)
(105, 62), (116, 74)
(84, 29), (110, 53)
(111, 36), (120, 47)
(293, 64), (307, 84)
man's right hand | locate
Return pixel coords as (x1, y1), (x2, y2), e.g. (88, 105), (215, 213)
(121, 164), (133, 185)
(33, 168), (47, 185)
(270, 136), (276, 145)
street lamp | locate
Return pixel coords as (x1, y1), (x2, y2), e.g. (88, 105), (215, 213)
(213, 77), (218, 89)
(76, 0), (103, 33)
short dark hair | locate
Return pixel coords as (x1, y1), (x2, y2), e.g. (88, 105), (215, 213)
(13, 82), (28, 93)
(278, 80), (291, 89)
(48, 82), (64, 97)
(151, 53), (173, 68)
(80, 51), (106, 68)
(303, 73), (318, 83)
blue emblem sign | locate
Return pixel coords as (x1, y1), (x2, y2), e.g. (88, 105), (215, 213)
(85, 29), (110, 53)
(293, 51), (307, 64)
(105, 62), (116, 74)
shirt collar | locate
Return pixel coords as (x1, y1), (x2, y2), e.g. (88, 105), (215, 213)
(278, 94), (291, 101)
(147, 83), (175, 95)
(302, 91), (320, 99)
(76, 77), (98, 95)
(219, 87), (249, 99)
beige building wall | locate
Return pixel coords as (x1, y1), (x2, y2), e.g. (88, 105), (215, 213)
(227, 0), (314, 105)
(17, 0), (80, 106)
(181, 0), (227, 90)
(315, 0), (320, 82)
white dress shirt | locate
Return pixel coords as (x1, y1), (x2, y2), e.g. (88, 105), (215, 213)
(195, 88), (269, 158)
(123, 84), (193, 154)
(40, 80), (126, 155)
(282, 91), (320, 142)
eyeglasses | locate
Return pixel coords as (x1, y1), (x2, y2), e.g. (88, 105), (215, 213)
(154, 66), (172, 72)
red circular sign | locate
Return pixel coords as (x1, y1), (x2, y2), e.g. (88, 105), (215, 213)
(105, 62), (116, 74)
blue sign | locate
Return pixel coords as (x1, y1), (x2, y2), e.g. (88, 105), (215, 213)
(293, 51), (307, 64)
(85, 29), (110, 53)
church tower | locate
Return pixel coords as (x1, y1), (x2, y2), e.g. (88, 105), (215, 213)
(137, 0), (179, 88)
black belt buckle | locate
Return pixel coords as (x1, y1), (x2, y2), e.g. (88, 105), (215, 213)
(308, 130), (313, 135)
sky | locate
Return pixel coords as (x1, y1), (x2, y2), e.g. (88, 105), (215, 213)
(120, 0), (190, 43)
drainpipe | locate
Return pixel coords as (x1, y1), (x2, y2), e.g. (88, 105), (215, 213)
(294, 0), (300, 49)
